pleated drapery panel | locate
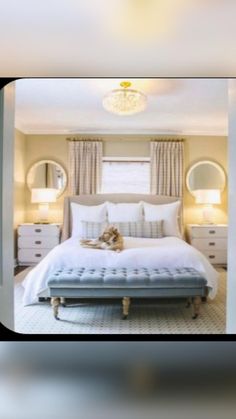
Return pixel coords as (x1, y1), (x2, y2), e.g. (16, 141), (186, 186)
(68, 139), (103, 195)
(150, 140), (184, 197)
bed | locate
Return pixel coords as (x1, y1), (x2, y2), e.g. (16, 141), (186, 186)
(22, 194), (218, 319)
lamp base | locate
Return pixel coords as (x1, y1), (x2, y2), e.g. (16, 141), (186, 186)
(201, 205), (214, 224)
(37, 203), (49, 224)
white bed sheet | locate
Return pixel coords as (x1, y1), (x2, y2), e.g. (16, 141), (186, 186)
(22, 237), (219, 305)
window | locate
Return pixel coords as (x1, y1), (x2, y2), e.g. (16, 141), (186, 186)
(101, 158), (150, 193)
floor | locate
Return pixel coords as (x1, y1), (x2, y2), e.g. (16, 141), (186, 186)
(14, 268), (226, 334)
(14, 265), (29, 275)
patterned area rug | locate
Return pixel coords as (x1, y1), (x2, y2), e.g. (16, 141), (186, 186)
(14, 268), (226, 334)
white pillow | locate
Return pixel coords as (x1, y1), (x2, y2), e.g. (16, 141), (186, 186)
(142, 200), (181, 238)
(71, 202), (107, 238)
(107, 202), (143, 223)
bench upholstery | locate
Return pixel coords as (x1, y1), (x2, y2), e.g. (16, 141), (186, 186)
(47, 267), (207, 320)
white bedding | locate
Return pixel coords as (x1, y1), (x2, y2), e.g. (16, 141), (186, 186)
(22, 237), (219, 305)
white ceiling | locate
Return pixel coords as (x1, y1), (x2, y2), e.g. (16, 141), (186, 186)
(15, 78), (228, 135)
(0, 1), (236, 77)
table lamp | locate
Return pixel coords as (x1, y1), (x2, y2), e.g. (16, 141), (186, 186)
(194, 189), (221, 224)
(31, 188), (58, 223)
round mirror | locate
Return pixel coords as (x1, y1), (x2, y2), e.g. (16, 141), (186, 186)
(186, 160), (226, 196)
(27, 160), (67, 197)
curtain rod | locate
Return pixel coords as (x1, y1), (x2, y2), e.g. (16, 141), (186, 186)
(66, 138), (103, 142)
(67, 137), (184, 142)
(151, 138), (185, 142)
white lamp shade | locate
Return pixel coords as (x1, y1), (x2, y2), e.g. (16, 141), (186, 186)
(31, 188), (57, 203)
(194, 189), (221, 205)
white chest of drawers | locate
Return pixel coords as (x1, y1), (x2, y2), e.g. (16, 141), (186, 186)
(187, 224), (227, 265)
(18, 223), (61, 266)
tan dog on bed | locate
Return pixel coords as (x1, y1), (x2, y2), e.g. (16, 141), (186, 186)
(80, 225), (124, 252)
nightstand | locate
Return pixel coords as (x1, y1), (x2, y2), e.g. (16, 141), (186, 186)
(17, 223), (61, 266)
(187, 224), (227, 266)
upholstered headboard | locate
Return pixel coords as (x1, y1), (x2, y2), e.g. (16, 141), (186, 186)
(61, 194), (182, 241)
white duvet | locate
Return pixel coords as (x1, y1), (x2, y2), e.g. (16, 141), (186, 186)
(22, 236), (219, 305)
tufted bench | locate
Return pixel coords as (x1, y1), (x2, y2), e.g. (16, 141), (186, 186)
(47, 267), (207, 320)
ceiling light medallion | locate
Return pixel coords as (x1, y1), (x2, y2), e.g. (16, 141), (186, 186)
(103, 81), (147, 115)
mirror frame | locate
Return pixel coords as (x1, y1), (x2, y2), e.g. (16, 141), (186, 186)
(186, 160), (226, 196)
(26, 159), (67, 198)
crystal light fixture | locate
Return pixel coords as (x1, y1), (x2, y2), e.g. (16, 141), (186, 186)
(103, 81), (147, 115)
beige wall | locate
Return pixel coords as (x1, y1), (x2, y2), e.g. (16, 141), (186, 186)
(24, 134), (67, 223)
(184, 136), (227, 225)
(19, 133), (228, 226)
(14, 129), (26, 257)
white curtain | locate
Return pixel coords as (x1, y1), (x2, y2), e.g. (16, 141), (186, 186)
(150, 140), (184, 197)
(68, 140), (103, 195)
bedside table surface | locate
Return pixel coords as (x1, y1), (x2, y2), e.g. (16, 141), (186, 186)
(18, 223), (61, 226)
(188, 224), (227, 227)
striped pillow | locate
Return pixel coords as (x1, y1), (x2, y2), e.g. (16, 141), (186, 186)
(80, 221), (108, 239)
(113, 221), (164, 238)
(81, 220), (164, 239)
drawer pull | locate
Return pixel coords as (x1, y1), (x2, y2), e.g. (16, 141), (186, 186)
(35, 241), (42, 245)
(209, 255), (215, 259)
(209, 230), (216, 234)
(35, 229), (42, 233)
(35, 253), (42, 257)
(209, 242), (215, 246)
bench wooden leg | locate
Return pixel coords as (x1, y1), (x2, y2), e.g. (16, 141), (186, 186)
(122, 297), (130, 320)
(192, 296), (201, 319)
(60, 297), (66, 307)
(51, 297), (60, 320)
(186, 297), (192, 308)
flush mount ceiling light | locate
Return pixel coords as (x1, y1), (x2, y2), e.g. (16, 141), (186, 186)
(103, 81), (147, 116)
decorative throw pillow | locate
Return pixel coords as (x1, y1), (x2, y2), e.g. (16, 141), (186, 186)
(106, 202), (143, 222)
(113, 220), (164, 238)
(71, 202), (107, 238)
(81, 220), (164, 239)
(80, 221), (108, 239)
(142, 200), (181, 238)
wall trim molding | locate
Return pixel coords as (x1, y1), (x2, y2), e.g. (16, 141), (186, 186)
(14, 124), (228, 137)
